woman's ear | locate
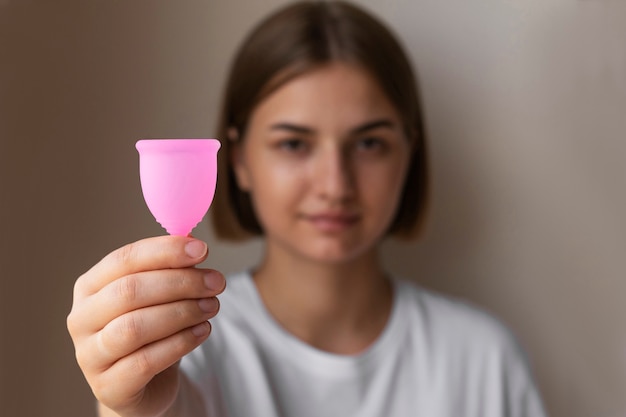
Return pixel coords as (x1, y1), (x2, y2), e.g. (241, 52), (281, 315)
(229, 129), (252, 192)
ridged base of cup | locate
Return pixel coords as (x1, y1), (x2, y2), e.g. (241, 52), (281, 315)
(161, 222), (198, 236)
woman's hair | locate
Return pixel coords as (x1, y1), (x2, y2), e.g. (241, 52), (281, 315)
(211, 0), (428, 240)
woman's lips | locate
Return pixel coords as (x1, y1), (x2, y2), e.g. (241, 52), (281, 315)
(302, 212), (360, 232)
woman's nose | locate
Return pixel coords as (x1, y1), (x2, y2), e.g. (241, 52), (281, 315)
(313, 146), (355, 203)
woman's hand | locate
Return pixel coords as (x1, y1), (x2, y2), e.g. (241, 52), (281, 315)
(67, 236), (225, 417)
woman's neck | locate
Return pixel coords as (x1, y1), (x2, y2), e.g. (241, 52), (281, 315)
(252, 242), (393, 355)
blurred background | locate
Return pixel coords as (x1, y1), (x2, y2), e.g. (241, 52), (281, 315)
(1, 1), (625, 416)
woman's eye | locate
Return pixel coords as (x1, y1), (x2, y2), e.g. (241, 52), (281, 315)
(357, 137), (386, 152)
(277, 138), (307, 153)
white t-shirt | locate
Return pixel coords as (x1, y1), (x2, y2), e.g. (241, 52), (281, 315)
(181, 271), (546, 417)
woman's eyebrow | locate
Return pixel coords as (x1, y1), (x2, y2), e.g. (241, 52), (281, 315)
(351, 119), (396, 134)
(269, 123), (314, 134)
(269, 119), (396, 135)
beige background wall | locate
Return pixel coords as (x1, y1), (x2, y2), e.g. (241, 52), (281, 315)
(1, 1), (624, 416)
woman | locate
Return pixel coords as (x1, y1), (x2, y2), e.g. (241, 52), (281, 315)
(67, 2), (546, 416)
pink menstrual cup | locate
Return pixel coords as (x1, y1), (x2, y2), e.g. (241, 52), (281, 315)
(135, 139), (221, 236)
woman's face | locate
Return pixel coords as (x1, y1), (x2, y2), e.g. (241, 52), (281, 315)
(233, 63), (411, 264)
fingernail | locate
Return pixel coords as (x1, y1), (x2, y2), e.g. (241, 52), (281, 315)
(185, 240), (207, 259)
(198, 297), (219, 313)
(204, 272), (225, 292)
(191, 321), (210, 337)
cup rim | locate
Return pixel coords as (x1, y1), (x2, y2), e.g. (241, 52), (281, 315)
(136, 138), (221, 153)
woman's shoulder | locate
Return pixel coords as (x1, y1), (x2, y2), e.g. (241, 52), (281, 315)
(222, 270), (252, 294)
(214, 270), (257, 317)
(396, 279), (524, 356)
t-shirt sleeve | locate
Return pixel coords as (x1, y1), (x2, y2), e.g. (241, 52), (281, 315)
(501, 335), (548, 417)
(416, 285), (548, 417)
(180, 343), (229, 417)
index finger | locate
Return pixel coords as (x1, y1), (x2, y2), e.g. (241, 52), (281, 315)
(75, 235), (208, 297)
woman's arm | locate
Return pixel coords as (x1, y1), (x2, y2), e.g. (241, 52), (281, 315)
(67, 236), (225, 417)
(97, 371), (207, 417)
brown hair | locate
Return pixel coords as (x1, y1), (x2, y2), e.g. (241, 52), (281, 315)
(211, 0), (428, 240)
